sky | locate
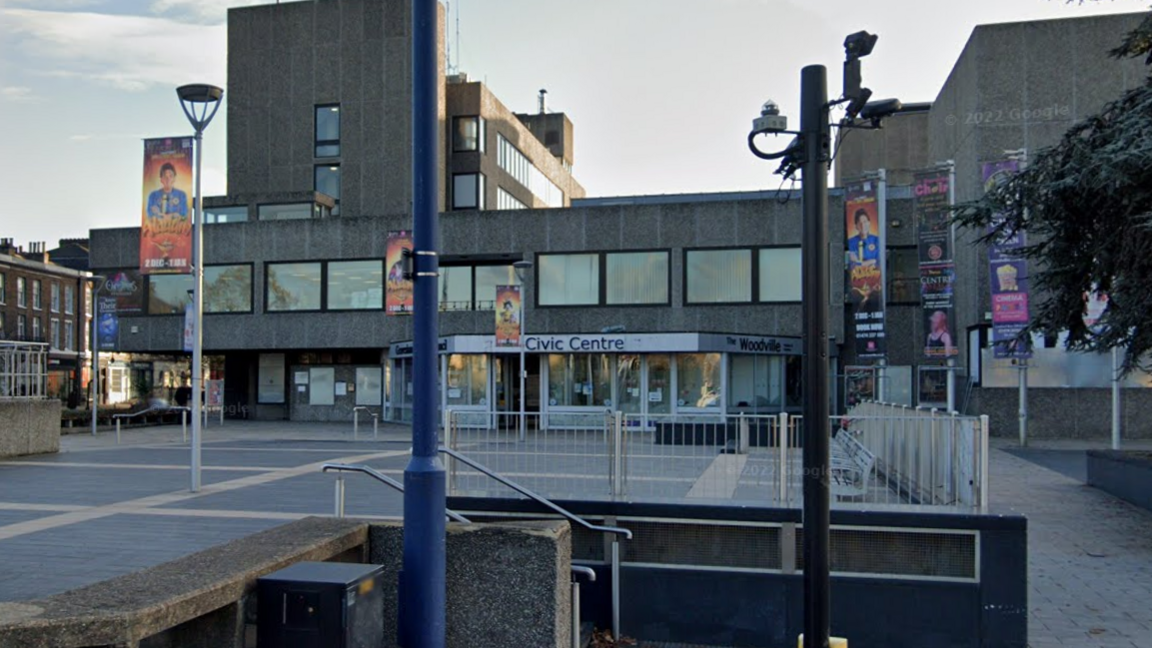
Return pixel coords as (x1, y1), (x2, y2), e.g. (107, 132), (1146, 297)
(0, 0), (1146, 247)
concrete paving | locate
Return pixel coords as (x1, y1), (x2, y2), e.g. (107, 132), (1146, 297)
(1, 421), (1151, 647)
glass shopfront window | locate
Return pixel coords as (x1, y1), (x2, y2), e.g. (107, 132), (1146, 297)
(446, 354), (488, 407)
(728, 355), (783, 411)
(391, 358), (413, 422)
(646, 355), (672, 415)
(616, 355), (643, 414)
(267, 262), (322, 311)
(327, 260), (383, 310)
(355, 367), (383, 406)
(547, 353), (612, 407)
(676, 353), (721, 409)
(309, 367), (335, 405)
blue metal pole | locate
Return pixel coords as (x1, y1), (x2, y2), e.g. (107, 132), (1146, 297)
(401, 0), (446, 645)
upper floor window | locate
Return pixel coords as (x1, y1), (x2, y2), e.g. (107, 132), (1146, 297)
(32, 279), (41, 310)
(64, 320), (74, 351)
(51, 319), (60, 349)
(64, 285), (74, 314)
(315, 105), (340, 157)
(759, 248), (802, 302)
(31, 316), (40, 340)
(606, 251), (669, 305)
(16, 277), (25, 307)
(314, 165), (340, 215)
(267, 262), (323, 312)
(497, 134), (564, 208)
(452, 173), (485, 210)
(453, 116), (485, 152)
(539, 253), (599, 306)
(258, 203), (324, 221)
(0, 271), (5, 304)
(887, 247), (919, 304)
(497, 188), (527, 210)
(438, 264), (519, 311)
(205, 206), (248, 224)
(327, 260), (383, 310)
(686, 249), (752, 304)
(50, 283), (60, 312)
(147, 265), (253, 314)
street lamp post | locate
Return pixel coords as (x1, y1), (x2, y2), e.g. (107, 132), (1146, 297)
(514, 259), (533, 442)
(89, 275), (105, 436)
(176, 83), (223, 493)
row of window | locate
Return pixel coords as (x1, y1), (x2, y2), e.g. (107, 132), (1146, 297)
(0, 311), (75, 350)
(497, 134), (563, 208)
(0, 274), (75, 314)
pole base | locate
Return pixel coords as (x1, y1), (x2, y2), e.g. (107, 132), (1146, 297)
(798, 635), (848, 648)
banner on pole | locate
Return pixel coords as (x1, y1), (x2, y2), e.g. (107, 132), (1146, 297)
(846, 179), (886, 359)
(183, 302), (194, 353)
(140, 137), (194, 275)
(97, 271), (144, 314)
(495, 285), (521, 347)
(385, 230), (413, 315)
(97, 297), (118, 351)
(914, 169), (959, 359)
(982, 160), (1031, 359)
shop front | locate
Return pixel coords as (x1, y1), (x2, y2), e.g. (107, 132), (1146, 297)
(388, 332), (805, 429)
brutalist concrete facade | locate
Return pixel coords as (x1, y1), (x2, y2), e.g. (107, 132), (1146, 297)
(226, 0), (447, 214)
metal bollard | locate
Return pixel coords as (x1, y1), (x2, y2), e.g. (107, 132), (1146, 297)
(353, 409), (360, 441)
(373, 414), (379, 440)
(182, 409), (188, 443)
(115, 418), (121, 445)
(612, 411), (624, 498)
(334, 476), (345, 518)
(778, 412), (789, 504)
(611, 538), (621, 639)
(571, 580), (581, 648)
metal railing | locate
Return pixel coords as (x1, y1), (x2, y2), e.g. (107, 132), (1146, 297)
(321, 462), (471, 523)
(0, 341), (48, 399)
(351, 406), (379, 440)
(446, 407), (988, 510)
(112, 406), (191, 445)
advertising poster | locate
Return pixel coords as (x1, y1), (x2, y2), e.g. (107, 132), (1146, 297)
(914, 169), (959, 359)
(844, 366), (877, 409)
(385, 230), (414, 315)
(140, 137), (194, 275)
(494, 285), (521, 347)
(98, 270), (144, 314)
(983, 160), (1031, 358)
(845, 180), (886, 358)
(206, 380), (224, 408)
(97, 297), (118, 351)
(918, 366), (950, 406)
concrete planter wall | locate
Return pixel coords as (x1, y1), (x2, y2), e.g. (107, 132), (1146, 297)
(0, 399), (61, 458)
(1087, 450), (1152, 513)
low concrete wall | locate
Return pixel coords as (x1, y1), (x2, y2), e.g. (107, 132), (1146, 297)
(0, 400), (61, 458)
(971, 387), (1152, 439)
(1088, 450), (1152, 513)
(369, 520), (572, 648)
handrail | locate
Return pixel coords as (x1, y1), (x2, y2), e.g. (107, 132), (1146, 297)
(322, 462), (472, 524)
(438, 446), (632, 540)
(112, 405), (186, 420)
(570, 565), (597, 582)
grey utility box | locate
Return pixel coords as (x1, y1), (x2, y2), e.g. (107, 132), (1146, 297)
(257, 561), (385, 648)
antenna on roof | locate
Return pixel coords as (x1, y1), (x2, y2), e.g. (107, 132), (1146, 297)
(454, 0), (462, 74)
(538, 88), (547, 114)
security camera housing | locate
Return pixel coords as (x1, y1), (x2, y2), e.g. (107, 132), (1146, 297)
(860, 98), (903, 121)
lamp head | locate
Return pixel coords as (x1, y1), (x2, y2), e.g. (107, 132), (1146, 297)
(176, 83), (224, 134)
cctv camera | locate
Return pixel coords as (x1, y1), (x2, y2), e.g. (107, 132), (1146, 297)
(860, 98), (903, 122)
(752, 100), (788, 135)
(844, 31), (878, 60)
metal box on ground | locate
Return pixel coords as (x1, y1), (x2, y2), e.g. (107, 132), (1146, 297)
(257, 561), (385, 648)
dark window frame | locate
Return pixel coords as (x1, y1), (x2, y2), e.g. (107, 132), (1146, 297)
(264, 260), (326, 314)
(683, 247), (755, 306)
(314, 104), (340, 158)
(451, 172), (485, 211)
(143, 263), (256, 316)
(313, 165), (341, 215)
(535, 249), (673, 309)
(452, 115), (485, 153)
(324, 258), (386, 313)
(886, 245), (920, 305)
(755, 244), (803, 305)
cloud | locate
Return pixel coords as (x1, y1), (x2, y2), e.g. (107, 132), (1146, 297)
(149, 0), (266, 25)
(0, 86), (39, 102)
(2, 9), (226, 91)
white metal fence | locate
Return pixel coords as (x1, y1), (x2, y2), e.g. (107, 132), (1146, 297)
(445, 406), (989, 510)
(0, 341), (48, 399)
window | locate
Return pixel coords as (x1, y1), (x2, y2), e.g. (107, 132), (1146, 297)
(50, 283), (60, 312)
(0, 271), (5, 304)
(65, 321), (73, 351)
(51, 319), (60, 349)
(259, 203), (329, 221)
(17, 315), (25, 338)
(327, 260), (383, 310)
(606, 251), (668, 305)
(315, 105), (340, 157)
(267, 263), (322, 311)
(17, 277), (25, 307)
(686, 249), (751, 303)
(0, 311), (4, 336)
(539, 254), (599, 306)
(728, 355), (782, 410)
(452, 173), (484, 210)
(497, 134), (564, 208)
(546, 353), (612, 407)
(309, 367), (335, 405)
(759, 248), (802, 302)
(453, 116), (484, 152)
(65, 286), (73, 314)
(473, 265), (517, 310)
(32, 316), (40, 341)
(258, 353), (285, 404)
(204, 206), (248, 224)
(647, 354), (672, 414)
(355, 367), (383, 406)
(147, 266), (251, 314)
(439, 266), (474, 311)
(314, 165), (340, 215)
(446, 355), (488, 406)
(676, 353), (721, 409)
(497, 187), (527, 210)
(32, 279), (41, 310)
(887, 247), (919, 304)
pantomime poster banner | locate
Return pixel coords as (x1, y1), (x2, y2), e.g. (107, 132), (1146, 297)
(982, 160), (1031, 359)
(140, 137), (194, 275)
(494, 285), (521, 347)
(914, 169), (959, 358)
(97, 297), (118, 351)
(385, 230), (414, 315)
(846, 180), (886, 359)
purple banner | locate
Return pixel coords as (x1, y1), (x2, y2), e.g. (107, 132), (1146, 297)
(846, 180), (886, 359)
(983, 160), (1031, 358)
(914, 169), (959, 359)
